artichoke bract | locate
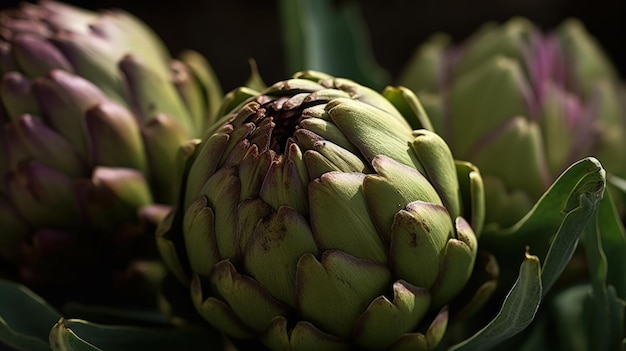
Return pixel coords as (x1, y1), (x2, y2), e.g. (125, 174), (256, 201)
(0, 0), (222, 304)
(158, 70), (490, 350)
(398, 17), (626, 228)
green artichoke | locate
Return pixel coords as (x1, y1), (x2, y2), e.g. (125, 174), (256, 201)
(398, 17), (626, 229)
(158, 70), (492, 350)
(0, 0), (222, 305)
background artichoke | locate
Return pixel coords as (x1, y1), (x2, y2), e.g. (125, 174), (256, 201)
(0, 0), (222, 306)
(398, 17), (626, 229)
(157, 70), (494, 350)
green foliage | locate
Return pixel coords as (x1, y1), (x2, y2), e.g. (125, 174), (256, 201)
(279, 0), (389, 90)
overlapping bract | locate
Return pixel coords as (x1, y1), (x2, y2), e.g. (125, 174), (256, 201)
(158, 70), (491, 350)
(398, 17), (626, 228)
(0, 0), (221, 304)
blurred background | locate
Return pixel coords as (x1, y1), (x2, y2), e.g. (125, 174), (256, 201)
(2, 0), (625, 91)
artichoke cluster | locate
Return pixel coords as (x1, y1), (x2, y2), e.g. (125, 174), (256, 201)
(0, 1), (620, 351)
(398, 17), (626, 228)
(157, 70), (491, 350)
(0, 0), (221, 304)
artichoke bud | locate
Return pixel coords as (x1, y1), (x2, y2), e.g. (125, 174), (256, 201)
(0, 0), (223, 306)
(399, 17), (626, 229)
(160, 71), (487, 350)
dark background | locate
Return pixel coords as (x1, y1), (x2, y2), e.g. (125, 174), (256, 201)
(2, 0), (625, 92)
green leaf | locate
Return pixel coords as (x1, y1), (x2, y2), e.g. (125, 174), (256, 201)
(517, 316), (551, 351)
(540, 187), (599, 294)
(448, 253), (542, 351)
(0, 279), (226, 351)
(450, 157), (606, 350)
(278, 0), (389, 90)
(481, 157), (605, 293)
(589, 183), (626, 298)
(244, 59), (267, 92)
(0, 279), (61, 351)
(60, 304), (170, 326)
(550, 284), (625, 351)
(49, 318), (225, 351)
(577, 189), (626, 350)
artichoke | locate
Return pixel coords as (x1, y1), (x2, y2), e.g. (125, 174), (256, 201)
(158, 70), (492, 350)
(398, 17), (626, 228)
(0, 0), (222, 305)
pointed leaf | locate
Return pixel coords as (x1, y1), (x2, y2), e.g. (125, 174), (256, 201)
(448, 253), (542, 351)
(481, 157), (605, 294)
(49, 317), (224, 351)
(0, 279), (60, 351)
